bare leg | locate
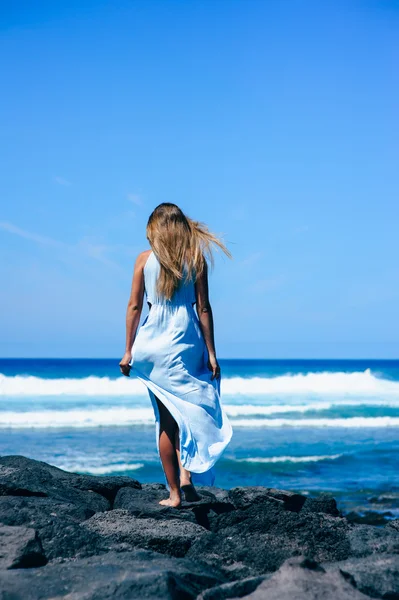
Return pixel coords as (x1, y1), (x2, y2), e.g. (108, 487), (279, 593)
(175, 428), (201, 502)
(155, 397), (181, 507)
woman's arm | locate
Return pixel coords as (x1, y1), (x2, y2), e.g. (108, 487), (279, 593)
(119, 251), (148, 376)
(194, 259), (221, 380)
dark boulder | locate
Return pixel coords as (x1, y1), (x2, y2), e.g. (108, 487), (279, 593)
(1, 455), (398, 599)
(0, 525), (47, 570)
(189, 499), (351, 578)
(388, 519), (399, 532)
(302, 493), (341, 517)
(0, 549), (224, 600)
(0, 495), (93, 528)
(0, 455), (141, 502)
(324, 554), (399, 599)
(228, 486), (306, 512)
(114, 484), (235, 529)
(198, 486), (232, 505)
(347, 523), (399, 557)
(0, 495), (108, 560)
(114, 484), (197, 523)
(0, 456), (109, 513)
(238, 556), (372, 599)
(82, 508), (211, 557)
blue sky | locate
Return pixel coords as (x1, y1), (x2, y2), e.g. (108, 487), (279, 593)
(0, 0), (398, 358)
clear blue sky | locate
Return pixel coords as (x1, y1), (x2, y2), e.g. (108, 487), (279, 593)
(1, 0), (398, 358)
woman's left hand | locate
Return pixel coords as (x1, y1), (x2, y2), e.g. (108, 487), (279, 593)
(119, 352), (132, 377)
(207, 354), (221, 380)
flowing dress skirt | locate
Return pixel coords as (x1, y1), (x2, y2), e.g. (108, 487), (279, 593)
(130, 301), (233, 487)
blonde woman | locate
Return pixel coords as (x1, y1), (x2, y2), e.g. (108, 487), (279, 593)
(119, 203), (233, 507)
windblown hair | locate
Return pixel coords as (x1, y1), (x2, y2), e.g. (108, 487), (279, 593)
(146, 203), (232, 300)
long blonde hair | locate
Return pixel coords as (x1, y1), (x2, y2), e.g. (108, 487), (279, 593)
(146, 203), (232, 300)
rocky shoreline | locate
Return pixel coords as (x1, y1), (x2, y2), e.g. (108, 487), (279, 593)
(0, 455), (398, 599)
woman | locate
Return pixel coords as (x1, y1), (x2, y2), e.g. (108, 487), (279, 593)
(119, 203), (233, 507)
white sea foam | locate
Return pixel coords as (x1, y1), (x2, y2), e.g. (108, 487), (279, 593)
(230, 417), (399, 428)
(234, 454), (343, 463)
(54, 462), (145, 474)
(0, 408), (155, 428)
(1, 369), (399, 397)
(55, 455), (341, 473)
(223, 400), (399, 416)
(0, 407), (398, 429)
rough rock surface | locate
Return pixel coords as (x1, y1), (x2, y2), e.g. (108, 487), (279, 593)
(0, 525), (47, 569)
(324, 554), (399, 599)
(0, 455), (398, 599)
(228, 486), (306, 512)
(0, 494), (109, 560)
(188, 491), (352, 578)
(388, 519), (399, 532)
(0, 455), (140, 505)
(236, 556), (372, 599)
(0, 549), (223, 599)
(347, 523), (399, 557)
(114, 483), (234, 528)
(82, 508), (210, 557)
(301, 492), (341, 517)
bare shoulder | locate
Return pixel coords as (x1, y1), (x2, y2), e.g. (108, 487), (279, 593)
(135, 249), (152, 270)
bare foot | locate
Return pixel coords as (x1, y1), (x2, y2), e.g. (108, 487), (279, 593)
(159, 492), (181, 508)
(181, 482), (201, 502)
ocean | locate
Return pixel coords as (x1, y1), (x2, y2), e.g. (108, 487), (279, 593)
(0, 358), (398, 516)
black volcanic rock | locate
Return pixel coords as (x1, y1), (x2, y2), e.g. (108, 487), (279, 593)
(324, 554), (399, 599)
(302, 493), (341, 517)
(388, 519), (399, 532)
(0, 455), (140, 505)
(114, 484), (235, 529)
(235, 556), (372, 599)
(0, 495), (93, 529)
(347, 523), (399, 557)
(0, 549), (223, 600)
(0, 455), (398, 599)
(0, 494), (109, 560)
(192, 494), (352, 578)
(0, 525), (47, 569)
(0, 456), (109, 513)
(197, 486), (232, 505)
(228, 486), (306, 512)
(82, 508), (210, 557)
(114, 484), (197, 523)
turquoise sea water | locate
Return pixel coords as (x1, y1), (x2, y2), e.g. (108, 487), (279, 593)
(1, 358), (398, 515)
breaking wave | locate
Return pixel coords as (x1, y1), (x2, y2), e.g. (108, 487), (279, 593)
(54, 462), (145, 474)
(1, 369), (399, 397)
(0, 407), (399, 429)
(234, 454), (343, 463)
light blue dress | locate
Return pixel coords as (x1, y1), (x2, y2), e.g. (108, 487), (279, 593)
(130, 250), (233, 487)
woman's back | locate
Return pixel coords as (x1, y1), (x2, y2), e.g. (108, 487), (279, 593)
(144, 250), (196, 307)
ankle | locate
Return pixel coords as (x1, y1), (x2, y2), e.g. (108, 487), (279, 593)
(180, 477), (193, 487)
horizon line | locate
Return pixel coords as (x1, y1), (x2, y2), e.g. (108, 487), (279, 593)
(1, 357), (399, 362)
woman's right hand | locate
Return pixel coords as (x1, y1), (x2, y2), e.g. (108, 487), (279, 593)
(119, 351), (132, 377)
(207, 354), (221, 380)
